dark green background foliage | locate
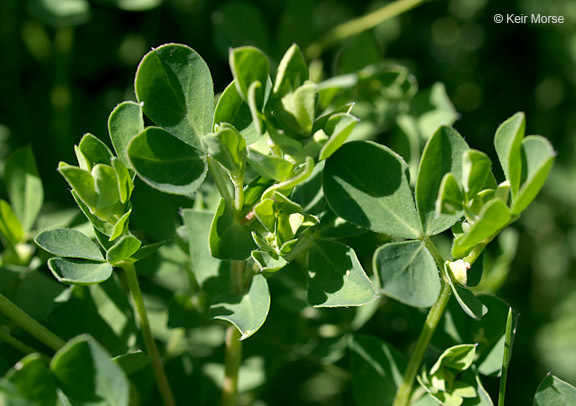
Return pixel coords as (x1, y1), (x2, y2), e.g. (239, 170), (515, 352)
(0, 0), (575, 405)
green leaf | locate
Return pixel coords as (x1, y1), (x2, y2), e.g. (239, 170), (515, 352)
(106, 235), (141, 265)
(204, 125), (247, 175)
(452, 199), (511, 258)
(416, 126), (469, 236)
(533, 375), (576, 405)
(48, 258), (113, 285)
(274, 43), (309, 97)
(135, 43), (214, 149)
(4, 146), (43, 233)
(213, 80), (260, 145)
(77, 133), (113, 170)
(323, 141), (422, 239)
(109, 209), (131, 241)
(211, 274), (270, 339)
(251, 250), (288, 272)
(373, 240), (441, 308)
(58, 164), (98, 209)
(128, 127), (207, 195)
(436, 173), (464, 214)
(209, 199), (256, 260)
(5, 353), (58, 406)
(0, 378), (33, 405)
(307, 240), (377, 307)
(35, 228), (104, 261)
(50, 334), (129, 405)
(181, 209), (222, 289)
(319, 113), (358, 161)
(92, 164), (121, 210)
(349, 335), (407, 406)
(275, 82), (317, 135)
(511, 136), (555, 215)
(431, 344), (477, 374)
(229, 46), (270, 102)
(247, 80), (265, 134)
(462, 149), (492, 199)
(108, 101), (144, 167)
(446, 264), (487, 319)
(0, 200), (24, 246)
(112, 351), (151, 376)
(494, 112), (525, 197)
(247, 149), (294, 182)
(71, 191), (114, 236)
(112, 158), (132, 204)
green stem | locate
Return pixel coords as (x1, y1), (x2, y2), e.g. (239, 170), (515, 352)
(394, 238), (451, 406)
(305, 0), (428, 58)
(0, 292), (65, 352)
(498, 308), (517, 406)
(123, 264), (175, 406)
(0, 327), (36, 354)
(221, 260), (245, 406)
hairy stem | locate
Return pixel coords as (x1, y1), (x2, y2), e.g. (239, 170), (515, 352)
(0, 326), (36, 354)
(222, 260), (245, 406)
(123, 264), (175, 406)
(0, 292), (65, 352)
(305, 0), (428, 58)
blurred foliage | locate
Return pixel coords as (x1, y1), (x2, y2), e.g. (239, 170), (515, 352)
(0, 0), (575, 404)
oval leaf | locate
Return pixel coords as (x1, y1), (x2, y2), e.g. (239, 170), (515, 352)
(35, 228), (104, 261)
(416, 126), (469, 236)
(48, 258), (113, 285)
(209, 199), (256, 260)
(494, 112), (525, 197)
(323, 141), (422, 239)
(211, 274), (270, 340)
(128, 127), (207, 195)
(213, 80), (260, 144)
(135, 43), (214, 149)
(108, 101), (144, 167)
(307, 240), (377, 307)
(534, 375), (576, 405)
(374, 240), (441, 308)
(106, 235), (142, 265)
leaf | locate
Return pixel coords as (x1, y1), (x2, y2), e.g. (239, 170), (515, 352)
(50, 334), (129, 405)
(204, 125), (246, 176)
(511, 136), (555, 215)
(462, 149), (492, 199)
(211, 274), (270, 340)
(5, 353), (58, 406)
(452, 199), (511, 258)
(181, 209), (222, 288)
(275, 82), (317, 135)
(71, 191), (114, 236)
(436, 173), (464, 214)
(494, 112), (525, 197)
(319, 113), (358, 161)
(112, 351), (150, 376)
(430, 344), (477, 374)
(373, 240), (441, 308)
(110, 209), (131, 241)
(274, 43), (309, 97)
(106, 235), (141, 265)
(533, 375), (576, 405)
(112, 158), (132, 204)
(48, 258), (113, 285)
(446, 264), (487, 319)
(247, 149), (294, 182)
(229, 46), (270, 102)
(349, 335), (407, 406)
(251, 250), (287, 272)
(0, 378), (33, 405)
(213, 80), (260, 145)
(108, 101), (144, 166)
(58, 164), (98, 210)
(4, 146), (43, 233)
(77, 133), (113, 170)
(323, 141), (422, 239)
(416, 126), (469, 236)
(135, 43), (214, 149)
(92, 164), (121, 210)
(0, 200), (24, 246)
(307, 240), (377, 307)
(209, 199), (256, 260)
(128, 127), (207, 195)
(35, 228), (104, 261)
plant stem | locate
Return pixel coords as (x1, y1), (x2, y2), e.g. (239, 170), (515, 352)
(393, 281), (452, 406)
(222, 260), (245, 406)
(0, 292), (65, 352)
(393, 238), (451, 406)
(123, 264), (175, 406)
(305, 0), (428, 58)
(498, 308), (517, 406)
(0, 327), (36, 354)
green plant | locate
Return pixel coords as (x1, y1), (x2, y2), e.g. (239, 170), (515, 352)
(0, 40), (572, 406)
